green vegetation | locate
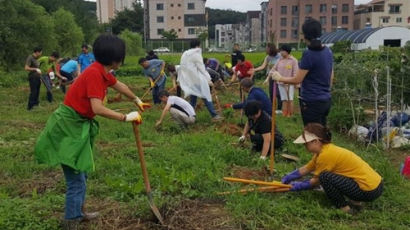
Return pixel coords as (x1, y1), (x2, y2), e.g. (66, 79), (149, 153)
(0, 52), (409, 229)
(207, 8), (247, 40)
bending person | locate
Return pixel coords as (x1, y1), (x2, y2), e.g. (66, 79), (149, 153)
(282, 123), (383, 214)
(156, 90), (196, 128)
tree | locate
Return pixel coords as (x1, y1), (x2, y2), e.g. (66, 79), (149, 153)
(161, 29), (178, 41)
(119, 29), (143, 56)
(207, 8), (247, 39)
(0, 0), (56, 71)
(110, 2), (143, 35)
(52, 8), (84, 57)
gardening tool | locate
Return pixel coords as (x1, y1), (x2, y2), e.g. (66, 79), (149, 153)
(132, 122), (164, 225)
(269, 81), (277, 176)
(281, 153), (300, 162)
(141, 75), (164, 100)
(239, 83), (245, 125)
(212, 87), (222, 114)
(218, 186), (290, 195)
(223, 177), (291, 188)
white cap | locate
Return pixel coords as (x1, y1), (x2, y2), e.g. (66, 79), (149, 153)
(293, 131), (320, 144)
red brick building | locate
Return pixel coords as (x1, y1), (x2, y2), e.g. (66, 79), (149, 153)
(267, 0), (354, 43)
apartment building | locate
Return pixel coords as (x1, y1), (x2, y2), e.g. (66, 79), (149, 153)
(354, 0), (410, 30)
(215, 24), (234, 48)
(97, 0), (135, 23)
(248, 11), (262, 45)
(143, 0), (207, 40)
(267, 0), (354, 43)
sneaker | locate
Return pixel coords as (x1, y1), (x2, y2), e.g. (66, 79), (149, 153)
(212, 115), (224, 122)
(82, 211), (100, 221)
(61, 219), (80, 230)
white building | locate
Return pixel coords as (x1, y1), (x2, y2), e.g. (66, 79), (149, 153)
(215, 24), (235, 48)
(97, 0), (135, 23)
(320, 26), (410, 50)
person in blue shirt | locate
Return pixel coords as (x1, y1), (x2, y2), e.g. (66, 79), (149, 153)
(57, 58), (80, 94)
(225, 78), (272, 116)
(270, 19), (334, 126)
(78, 44), (95, 73)
(138, 58), (167, 104)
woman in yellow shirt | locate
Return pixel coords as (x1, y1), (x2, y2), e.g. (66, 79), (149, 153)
(282, 123), (383, 214)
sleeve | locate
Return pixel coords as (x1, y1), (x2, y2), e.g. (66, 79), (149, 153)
(247, 61), (254, 69)
(232, 102), (245, 110)
(195, 53), (211, 81)
(106, 72), (118, 86)
(86, 73), (106, 100)
(311, 154), (335, 176)
(305, 158), (316, 171)
(25, 56), (32, 67)
(78, 55), (83, 65)
(299, 51), (312, 70)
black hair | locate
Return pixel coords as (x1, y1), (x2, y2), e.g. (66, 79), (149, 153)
(267, 43), (278, 56)
(244, 101), (262, 117)
(138, 57), (147, 64)
(304, 123), (332, 144)
(240, 78), (254, 89)
(51, 51), (59, 58)
(81, 44), (88, 49)
(33, 47), (42, 53)
(237, 54), (245, 62)
(302, 19), (323, 51)
(147, 50), (155, 56)
(190, 39), (200, 48)
(158, 90), (170, 98)
(203, 58), (208, 64)
(167, 64), (176, 72)
(93, 33), (126, 65)
(280, 44), (292, 54)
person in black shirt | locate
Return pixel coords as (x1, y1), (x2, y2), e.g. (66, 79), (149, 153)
(231, 43), (242, 67)
(146, 50), (159, 60)
(239, 101), (284, 159)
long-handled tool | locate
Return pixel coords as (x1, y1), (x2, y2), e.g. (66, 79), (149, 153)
(218, 186), (290, 195)
(141, 76), (163, 100)
(212, 87), (222, 114)
(239, 83), (245, 125)
(269, 81), (277, 176)
(223, 177), (291, 188)
(132, 122), (164, 225)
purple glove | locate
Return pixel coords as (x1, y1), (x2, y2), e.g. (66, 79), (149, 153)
(290, 180), (311, 191)
(281, 169), (301, 184)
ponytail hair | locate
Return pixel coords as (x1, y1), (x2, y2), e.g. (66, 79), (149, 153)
(304, 123), (332, 144)
(302, 19), (323, 51)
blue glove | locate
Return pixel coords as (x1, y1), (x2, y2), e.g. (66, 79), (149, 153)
(281, 169), (302, 184)
(290, 180), (311, 191)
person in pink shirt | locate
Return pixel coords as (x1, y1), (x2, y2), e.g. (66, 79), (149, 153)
(269, 45), (298, 117)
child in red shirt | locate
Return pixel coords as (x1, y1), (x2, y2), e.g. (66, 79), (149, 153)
(231, 54), (254, 82)
(35, 34), (150, 229)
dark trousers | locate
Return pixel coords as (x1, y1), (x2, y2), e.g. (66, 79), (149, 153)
(60, 71), (75, 94)
(27, 74), (41, 110)
(250, 132), (284, 152)
(300, 99), (331, 126)
(319, 171), (383, 208)
(40, 74), (53, 102)
(269, 79), (282, 110)
(62, 165), (87, 220)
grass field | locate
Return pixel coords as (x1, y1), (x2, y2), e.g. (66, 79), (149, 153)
(0, 53), (409, 230)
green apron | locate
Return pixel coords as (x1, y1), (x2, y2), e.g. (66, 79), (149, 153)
(35, 104), (99, 172)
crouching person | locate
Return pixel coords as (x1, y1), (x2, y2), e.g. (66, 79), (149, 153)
(156, 90), (196, 129)
(240, 101), (284, 159)
(281, 123), (383, 214)
(34, 34), (150, 230)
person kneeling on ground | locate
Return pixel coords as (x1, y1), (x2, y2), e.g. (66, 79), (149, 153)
(35, 34), (151, 230)
(281, 123), (383, 214)
(156, 90), (196, 128)
(240, 101), (284, 159)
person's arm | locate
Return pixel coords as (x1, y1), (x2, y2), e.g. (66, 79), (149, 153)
(253, 56), (268, 72)
(24, 57), (40, 73)
(330, 68), (334, 88)
(260, 133), (271, 158)
(248, 67), (255, 80)
(111, 80), (137, 100)
(90, 98), (126, 121)
(155, 103), (171, 127)
(274, 69), (309, 84)
(230, 71), (238, 82)
(241, 121), (250, 137)
(157, 61), (166, 78)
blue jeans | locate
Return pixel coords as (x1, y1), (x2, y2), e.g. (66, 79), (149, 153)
(190, 96), (217, 117)
(62, 165), (87, 220)
(152, 78), (166, 104)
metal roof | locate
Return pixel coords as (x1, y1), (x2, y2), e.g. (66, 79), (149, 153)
(320, 27), (383, 44)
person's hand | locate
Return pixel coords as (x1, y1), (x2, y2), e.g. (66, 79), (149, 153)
(224, 103), (232, 109)
(35, 68), (41, 74)
(134, 97), (151, 112)
(150, 80), (155, 88)
(155, 120), (161, 128)
(271, 71), (283, 81)
(238, 135), (246, 143)
(281, 169), (302, 184)
(61, 76), (68, 81)
(290, 180), (311, 191)
(259, 155), (267, 160)
(160, 70), (165, 76)
(125, 111), (142, 124)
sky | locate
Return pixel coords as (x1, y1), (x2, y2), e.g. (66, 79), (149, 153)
(205, 0), (371, 12)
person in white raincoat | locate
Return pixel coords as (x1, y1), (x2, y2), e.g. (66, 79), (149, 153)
(177, 39), (223, 121)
